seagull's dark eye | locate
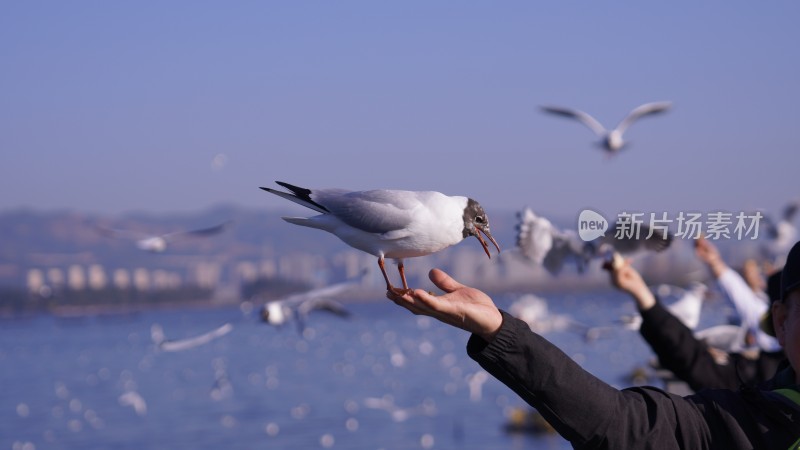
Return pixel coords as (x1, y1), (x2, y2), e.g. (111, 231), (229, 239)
(475, 216), (484, 224)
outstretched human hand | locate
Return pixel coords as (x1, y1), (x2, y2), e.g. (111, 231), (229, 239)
(695, 236), (727, 278)
(604, 257), (656, 311)
(386, 268), (503, 342)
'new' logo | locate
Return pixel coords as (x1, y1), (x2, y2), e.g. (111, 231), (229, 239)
(578, 209), (608, 241)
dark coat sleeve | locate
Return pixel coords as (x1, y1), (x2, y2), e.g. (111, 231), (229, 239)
(468, 310), (712, 449)
(639, 301), (743, 391)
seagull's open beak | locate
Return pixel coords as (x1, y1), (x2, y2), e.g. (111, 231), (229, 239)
(473, 226), (501, 259)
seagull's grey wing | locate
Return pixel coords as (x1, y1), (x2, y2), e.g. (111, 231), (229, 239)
(515, 207), (554, 264)
(164, 220), (234, 241)
(614, 101), (672, 135)
(304, 279), (358, 299)
(314, 189), (420, 234)
(297, 298), (351, 318)
(543, 230), (584, 275)
(541, 105), (607, 137)
(95, 225), (150, 241)
(295, 298), (351, 335)
(184, 220), (233, 236)
(278, 290), (320, 307)
(159, 323), (233, 352)
(541, 241), (570, 275)
(605, 223), (672, 254)
(279, 277), (361, 307)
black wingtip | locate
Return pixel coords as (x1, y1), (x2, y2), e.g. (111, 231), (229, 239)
(270, 181), (330, 213)
(275, 181), (311, 196)
(259, 187), (270, 192)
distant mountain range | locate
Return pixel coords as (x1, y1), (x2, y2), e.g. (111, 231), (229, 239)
(0, 204), (529, 289)
(0, 204), (765, 296)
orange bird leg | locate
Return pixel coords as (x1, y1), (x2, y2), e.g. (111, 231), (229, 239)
(378, 256), (394, 291)
(378, 256), (411, 296)
(398, 261), (409, 290)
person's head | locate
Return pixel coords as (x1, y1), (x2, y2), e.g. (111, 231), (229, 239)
(771, 241), (800, 378)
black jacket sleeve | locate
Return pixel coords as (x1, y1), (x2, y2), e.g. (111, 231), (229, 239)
(639, 300), (742, 391)
(468, 311), (712, 449)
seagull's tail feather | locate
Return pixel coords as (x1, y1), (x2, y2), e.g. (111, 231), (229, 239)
(260, 182), (330, 214)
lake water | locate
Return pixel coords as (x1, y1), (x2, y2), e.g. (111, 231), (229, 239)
(0, 289), (732, 450)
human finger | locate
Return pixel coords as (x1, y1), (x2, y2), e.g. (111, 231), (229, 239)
(428, 268), (465, 294)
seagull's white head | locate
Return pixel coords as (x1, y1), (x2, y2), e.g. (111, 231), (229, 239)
(462, 199), (501, 258)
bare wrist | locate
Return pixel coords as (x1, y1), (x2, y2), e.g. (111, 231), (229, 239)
(634, 289), (657, 311)
(708, 259), (727, 278)
(478, 310), (503, 342)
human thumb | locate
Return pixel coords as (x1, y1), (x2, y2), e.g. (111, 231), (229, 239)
(428, 268), (464, 293)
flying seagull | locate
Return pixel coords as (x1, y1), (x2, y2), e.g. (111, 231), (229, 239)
(623, 283), (709, 331)
(515, 207), (672, 275)
(515, 207), (590, 275)
(96, 220), (233, 253)
(259, 270), (367, 333)
(760, 200), (799, 267)
(150, 322), (233, 352)
(541, 101), (672, 155)
(260, 181), (500, 294)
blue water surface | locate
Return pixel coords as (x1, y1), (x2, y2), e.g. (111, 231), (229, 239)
(0, 289), (730, 450)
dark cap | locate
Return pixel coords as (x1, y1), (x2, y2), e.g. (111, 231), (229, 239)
(782, 241), (800, 300)
(761, 240), (800, 337)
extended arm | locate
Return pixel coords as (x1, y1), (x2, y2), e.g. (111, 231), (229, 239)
(388, 269), (710, 449)
(608, 259), (742, 390)
(695, 238), (780, 352)
(467, 311), (711, 448)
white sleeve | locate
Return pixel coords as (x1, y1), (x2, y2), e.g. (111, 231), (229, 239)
(716, 268), (767, 329)
(716, 268), (782, 352)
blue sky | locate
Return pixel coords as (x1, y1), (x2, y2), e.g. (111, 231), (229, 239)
(1, 2), (798, 219)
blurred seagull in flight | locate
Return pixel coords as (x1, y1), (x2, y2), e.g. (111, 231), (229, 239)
(515, 207), (672, 275)
(623, 283), (709, 331)
(260, 181), (500, 294)
(760, 200), (799, 267)
(259, 270), (367, 333)
(150, 323), (233, 352)
(541, 101), (672, 155)
(655, 283), (709, 330)
(97, 220), (233, 253)
(118, 391), (147, 416)
(515, 207), (590, 275)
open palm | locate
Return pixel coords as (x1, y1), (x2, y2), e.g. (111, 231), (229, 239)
(387, 269), (503, 341)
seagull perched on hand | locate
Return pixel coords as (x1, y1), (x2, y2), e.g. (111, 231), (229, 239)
(96, 220), (233, 253)
(541, 101), (672, 155)
(260, 181), (500, 294)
